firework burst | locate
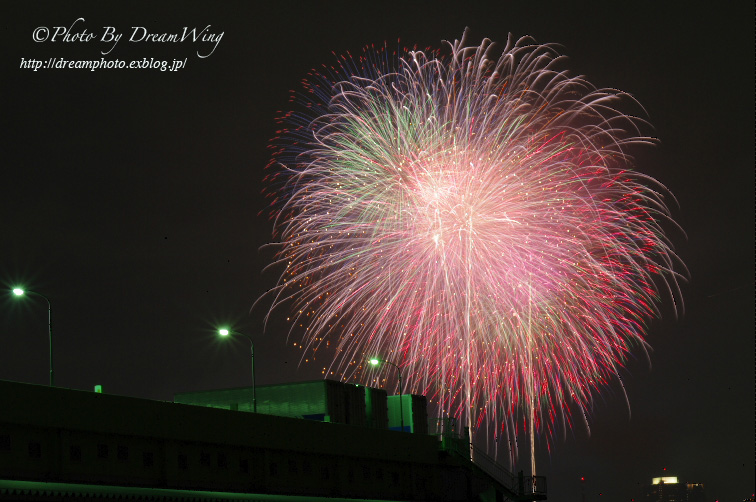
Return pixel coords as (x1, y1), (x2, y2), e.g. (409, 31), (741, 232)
(263, 31), (683, 463)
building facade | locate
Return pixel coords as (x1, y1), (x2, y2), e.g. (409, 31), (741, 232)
(644, 476), (705, 502)
(1, 380), (545, 502)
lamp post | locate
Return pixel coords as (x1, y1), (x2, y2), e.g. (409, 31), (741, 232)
(369, 357), (405, 432)
(218, 328), (256, 413)
(12, 288), (54, 387)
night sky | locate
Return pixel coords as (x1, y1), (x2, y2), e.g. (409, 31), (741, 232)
(2, 2), (753, 502)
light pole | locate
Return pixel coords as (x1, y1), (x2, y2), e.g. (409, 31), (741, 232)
(218, 328), (256, 413)
(369, 357), (405, 432)
(11, 288), (54, 387)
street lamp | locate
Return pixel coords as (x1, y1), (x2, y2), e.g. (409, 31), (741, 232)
(369, 357), (405, 432)
(11, 288), (54, 387)
(218, 328), (256, 413)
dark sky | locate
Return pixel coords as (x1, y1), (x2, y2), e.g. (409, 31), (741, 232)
(2, 2), (753, 502)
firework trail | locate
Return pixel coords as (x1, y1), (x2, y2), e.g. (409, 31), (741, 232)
(263, 30), (684, 465)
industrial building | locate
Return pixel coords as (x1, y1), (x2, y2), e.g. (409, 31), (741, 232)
(644, 476), (705, 502)
(0, 379), (546, 501)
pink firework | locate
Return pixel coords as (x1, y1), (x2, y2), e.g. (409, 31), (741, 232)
(263, 31), (683, 462)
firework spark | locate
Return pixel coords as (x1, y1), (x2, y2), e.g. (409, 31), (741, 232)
(263, 31), (683, 463)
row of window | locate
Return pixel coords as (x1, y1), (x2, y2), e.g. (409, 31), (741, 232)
(0, 435), (147, 466)
(70, 444), (154, 466)
(1, 433), (404, 488)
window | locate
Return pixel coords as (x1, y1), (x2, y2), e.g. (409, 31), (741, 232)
(239, 458), (249, 473)
(69, 445), (82, 462)
(117, 445), (129, 461)
(321, 466), (330, 480)
(97, 444), (109, 459)
(288, 459), (298, 474)
(363, 465), (371, 481)
(178, 454), (188, 470)
(302, 460), (312, 475)
(269, 462), (278, 477)
(415, 474), (425, 490)
(0, 434), (10, 451)
(28, 442), (41, 459)
(143, 451), (154, 468)
(217, 452), (227, 469)
(200, 451), (211, 467)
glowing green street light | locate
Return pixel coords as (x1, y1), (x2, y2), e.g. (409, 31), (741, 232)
(11, 287), (54, 387)
(369, 357), (405, 432)
(218, 328), (256, 413)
